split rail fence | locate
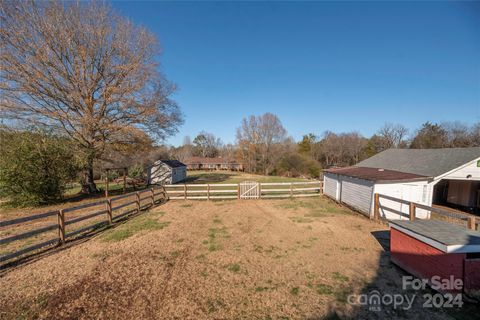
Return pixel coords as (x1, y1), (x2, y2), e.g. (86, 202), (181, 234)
(164, 181), (323, 200)
(0, 186), (167, 265)
(373, 193), (478, 231)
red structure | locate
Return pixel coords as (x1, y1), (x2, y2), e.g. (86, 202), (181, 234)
(389, 220), (480, 297)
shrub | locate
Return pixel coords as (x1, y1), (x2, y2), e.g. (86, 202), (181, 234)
(0, 128), (79, 206)
(274, 153), (321, 178)
(128, 164), (145, 179)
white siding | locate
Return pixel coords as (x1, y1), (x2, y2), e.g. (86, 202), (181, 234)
(374, 181), (431, 220)
(339, 176), (374, 216)
(440, 159), (480, 181)
(149, 161), (187, 184)
(171, 167), (187, 184)
(323, 173), (338, 200)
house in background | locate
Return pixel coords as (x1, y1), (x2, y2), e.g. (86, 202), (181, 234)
(184, 157), (243, 171)
(148, 160), (187, 185)
(323, 147), (480, 219)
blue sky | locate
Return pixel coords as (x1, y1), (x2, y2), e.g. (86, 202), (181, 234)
(112, 1), (480, 146)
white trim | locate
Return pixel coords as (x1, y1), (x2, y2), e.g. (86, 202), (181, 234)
(389, 223), (480, 254)
(433, 157), (480, 181)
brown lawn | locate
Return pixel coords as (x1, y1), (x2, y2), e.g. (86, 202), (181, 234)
(0, 197), (466, 319)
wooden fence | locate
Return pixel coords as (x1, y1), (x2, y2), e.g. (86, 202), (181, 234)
(0, 186), (167, 265)
(164, 181), (323, 200)
(373, 193), (478, 230)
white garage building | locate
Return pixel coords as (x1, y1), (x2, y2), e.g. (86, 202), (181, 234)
(323, 147), (480, 220)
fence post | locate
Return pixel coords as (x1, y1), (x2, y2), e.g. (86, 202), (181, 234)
(237, 183), (240, 199)
(106, 199), (113, 224)
(57, 209), (65, 244)
(136, 192), (140, 212)
(105, 176), (109, 198)
(163, 185), (168, 201)
(320, 181), (323, 195)
(290, 183), (293, 198)
(123, 168), (127, 194)
(184, 184), (187, 200)
(207, 184), (210, 200)
(468, 216), (476, 230)
(258, 183), (262, 199)
(151, 188), (155, 206)
(373, 193), (380, 221)
(409, 202), (416, 221)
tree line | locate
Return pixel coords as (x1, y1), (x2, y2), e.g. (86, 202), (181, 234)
(170, 118), (480, 178)
(1, 1), (478, 207)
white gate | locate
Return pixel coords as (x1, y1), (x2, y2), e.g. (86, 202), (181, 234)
(240, 181), (260, 199)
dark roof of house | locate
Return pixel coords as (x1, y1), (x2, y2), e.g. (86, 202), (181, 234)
(160, 160), (186, 168)
(356, 147), (480, 177)
(324, 166), (429, 182)
(185, 157), (241, 165)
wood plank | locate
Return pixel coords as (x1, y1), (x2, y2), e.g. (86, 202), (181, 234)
(0, 224), (58, 245)
(0, 210), (58, 227)
(62, 199), (107, 213)
(58, 209), (65, 244)
(374, 193), (380, 221)
(111, 200), (136, 211)
(65, 209), (107, 226)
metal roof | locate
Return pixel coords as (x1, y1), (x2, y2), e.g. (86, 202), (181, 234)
(389, 220), (480, 250)
(159, 160), (186, 168)
(356, 147), (480, 177)
(324, 166), (429, 182)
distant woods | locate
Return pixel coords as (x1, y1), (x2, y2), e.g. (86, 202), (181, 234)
(171, 119), (480, 179)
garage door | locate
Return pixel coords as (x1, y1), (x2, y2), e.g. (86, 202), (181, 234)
(340, 176), (374, 216)
(324, 173), (338, 200)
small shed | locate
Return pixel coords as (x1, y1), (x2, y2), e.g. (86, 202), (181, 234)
(148, 160), (186, 185)
(389, 219), (480, 296)
(323, 167), (432, 219)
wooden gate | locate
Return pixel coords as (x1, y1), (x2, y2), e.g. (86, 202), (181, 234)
(239, 181), (260, 199)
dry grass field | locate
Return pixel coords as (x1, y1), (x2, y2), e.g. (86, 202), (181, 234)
(1, 196), (470, 320)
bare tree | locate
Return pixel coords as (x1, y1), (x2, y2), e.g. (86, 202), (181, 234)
(471, 122), (480, 147)
(236, 113), (287, 175)
(442, 121), (474, 147)
(193, 131), (222, 157)
(377, 123), (408, 149)
(0, 1), (183, 192)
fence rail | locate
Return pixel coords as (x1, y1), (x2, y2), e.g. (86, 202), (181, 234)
(164, 181), (323, 200)
(373, 193), (478, 230)
(0, 186), (167, 265)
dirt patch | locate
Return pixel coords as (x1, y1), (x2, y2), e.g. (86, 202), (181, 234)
(0, 198), (464, 319)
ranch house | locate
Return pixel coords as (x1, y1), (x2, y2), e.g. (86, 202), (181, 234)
(148, 160), (187, 185)
(185, 157), (243, 171)
(323, 147), (480, 219)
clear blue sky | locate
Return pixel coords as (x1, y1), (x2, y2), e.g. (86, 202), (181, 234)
(112, 1), (480, 146)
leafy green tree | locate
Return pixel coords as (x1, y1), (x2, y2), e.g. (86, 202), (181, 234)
(0, 129), (79, 206)
(128, 164), (145, 179)
(411, 122), (448, 149)
(274, 153), (321, 178)
(298, 134), (317, 155)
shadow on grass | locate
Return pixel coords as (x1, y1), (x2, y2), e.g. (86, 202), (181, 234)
(184, 172), (237, 184)
(0, 199), (167, 273)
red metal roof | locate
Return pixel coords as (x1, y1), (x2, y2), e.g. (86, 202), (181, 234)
(324, 166), (430, 182)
